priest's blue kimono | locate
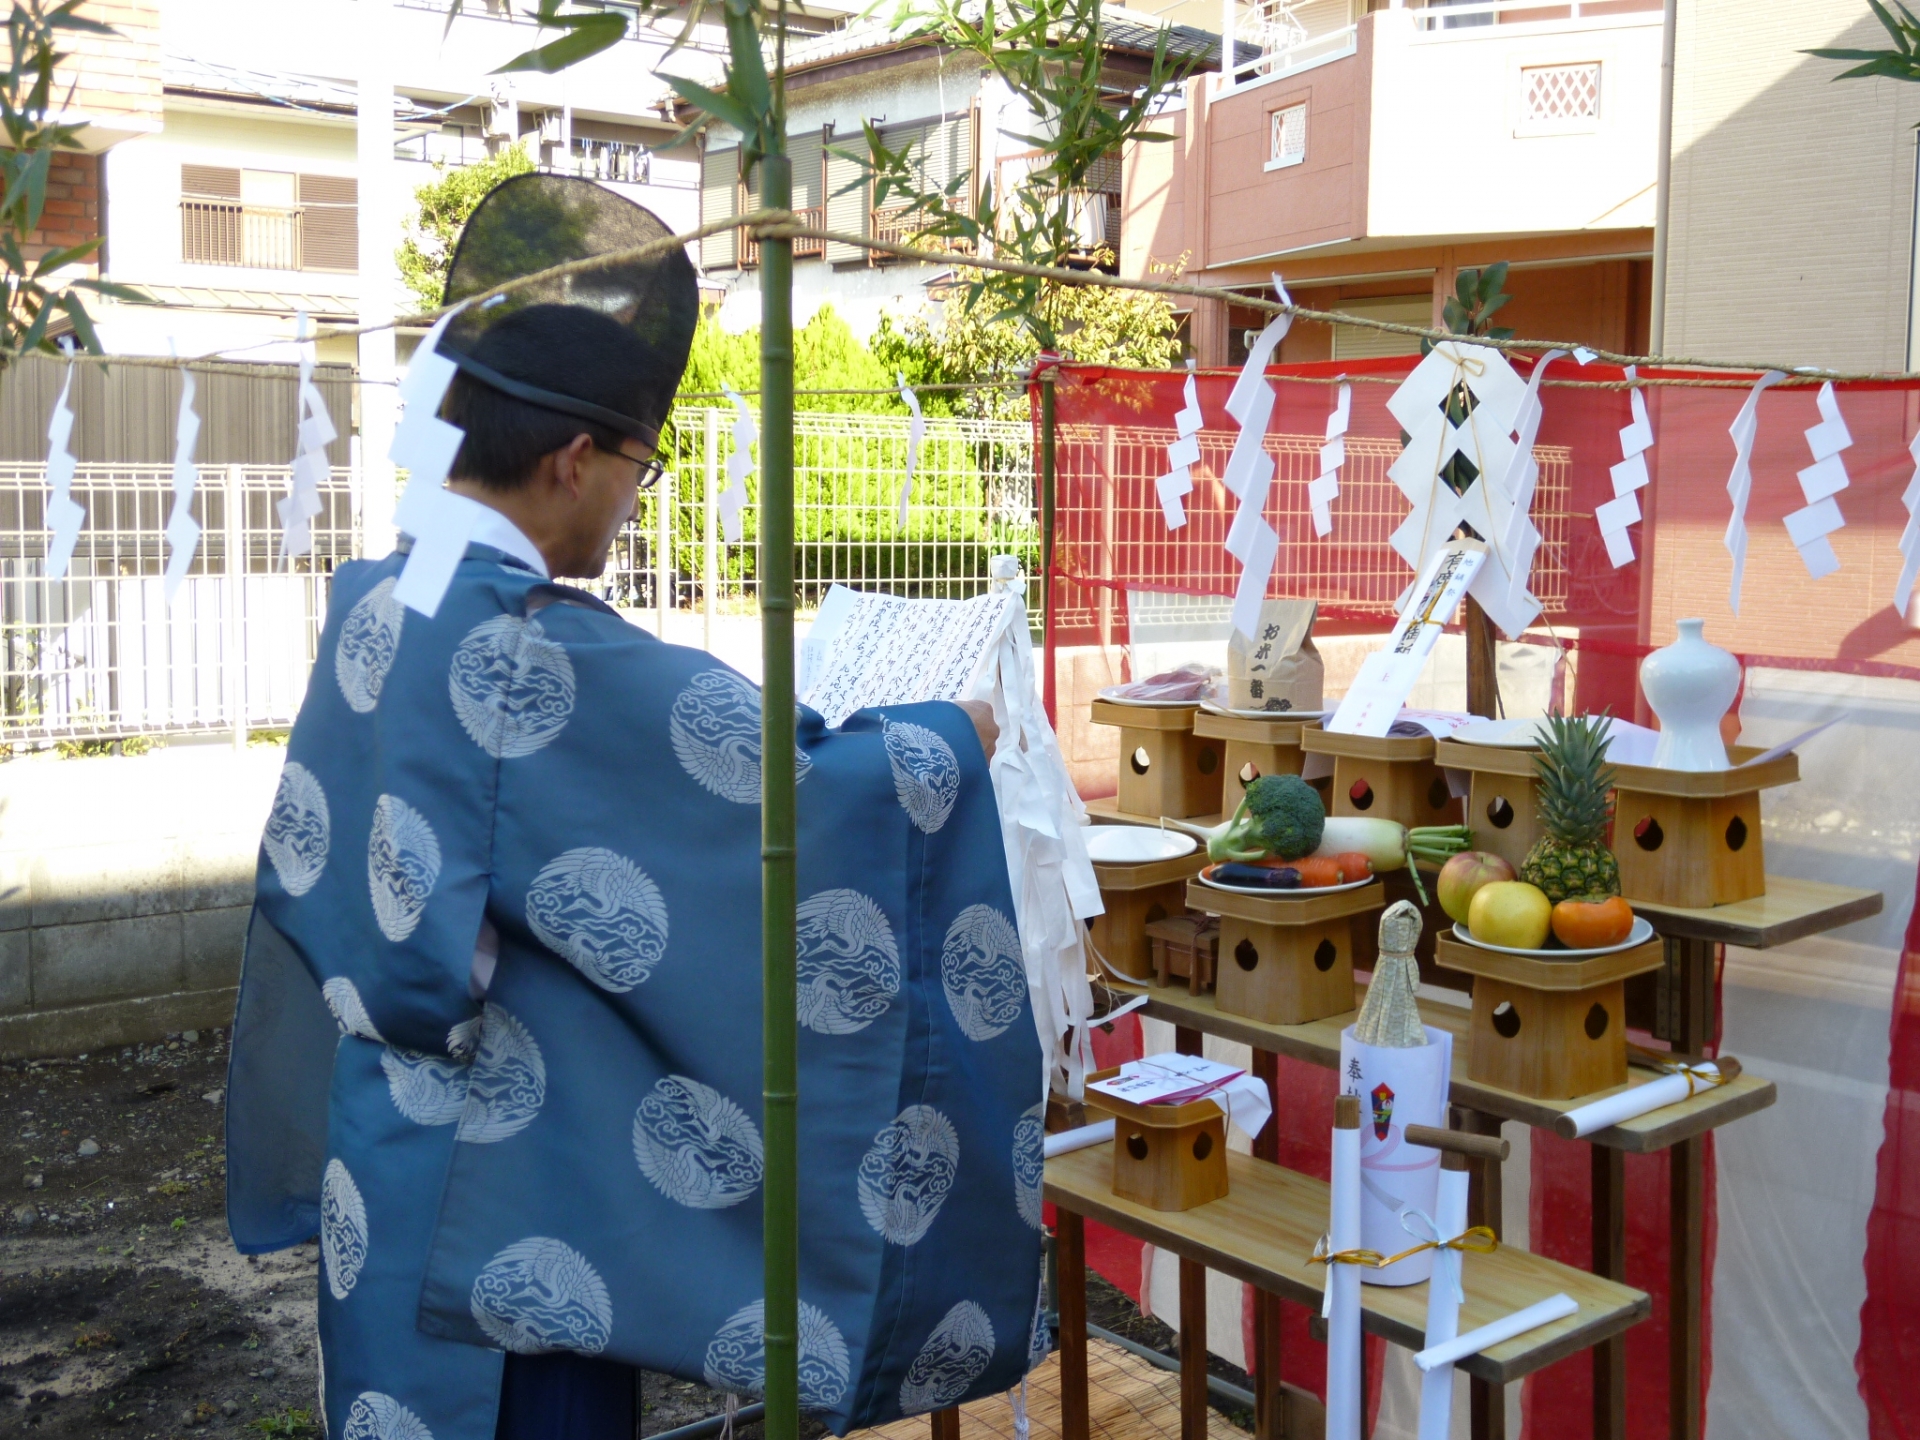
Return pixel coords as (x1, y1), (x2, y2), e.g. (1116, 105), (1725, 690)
(225, 541), (1047, 1440)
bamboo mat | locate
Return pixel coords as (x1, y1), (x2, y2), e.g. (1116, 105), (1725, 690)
(849, 1339), (1252, 1440)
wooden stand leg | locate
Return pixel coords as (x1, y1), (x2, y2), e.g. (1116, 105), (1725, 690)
(1250, 1048), (1285, 1440)
(1176, 1025), (1204, 1057)
(1592, 1145), (1626, 1440)
(1058, 1210), (1089, 1440)
(1458, 1108), (1506, 1440)
(932, 1407), (962, 1440)
(1667, 936), (1714, 1440)
(1180, 1257), (1209, 1440)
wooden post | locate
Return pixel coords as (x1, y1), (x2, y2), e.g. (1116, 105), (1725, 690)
(1179, 1257), (1210, 1440)
(1251, 1048), (1285, 1440)
(1457, 1107), (1506, 1440)
(1667, 936), (1715, 1440)
(1593, 1145), (1627, 1440)
(1058, 1210), (1089, 1440)
(931, 1408), (962, 1440)
(1464, 596), (1499, 720)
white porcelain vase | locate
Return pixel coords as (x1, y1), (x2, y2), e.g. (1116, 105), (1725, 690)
(1641, 618), (1738, 771)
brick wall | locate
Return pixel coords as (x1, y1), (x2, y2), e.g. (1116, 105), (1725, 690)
(26, 150), (99, 264)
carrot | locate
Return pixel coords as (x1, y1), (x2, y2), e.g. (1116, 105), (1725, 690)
(1294, 856), (1345, 888)
(1331, 851), (1373, 881)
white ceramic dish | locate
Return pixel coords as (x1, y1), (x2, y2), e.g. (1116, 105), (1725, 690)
(1198, 701), (1327, 721)
(1450, 915), (1654, 959)
(1197, 866), (1374, 898)
(1085, 827), (1198, 864)
(1097, 686), (1207, 708)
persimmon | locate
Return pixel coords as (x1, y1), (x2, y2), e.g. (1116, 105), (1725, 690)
(1550, 895), (1635, 950)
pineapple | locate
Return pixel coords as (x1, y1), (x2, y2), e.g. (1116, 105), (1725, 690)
(1520, 713), (1621, 903)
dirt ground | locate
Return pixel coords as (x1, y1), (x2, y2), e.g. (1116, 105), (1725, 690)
(0, 1035), (1242, 1440)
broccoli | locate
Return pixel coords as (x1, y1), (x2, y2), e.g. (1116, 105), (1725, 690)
(1207, 774), (1326, 864)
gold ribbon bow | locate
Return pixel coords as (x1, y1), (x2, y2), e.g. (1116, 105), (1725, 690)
(1311, 1226), (1499, 1274)
(1668, 1063), (1729, 1099)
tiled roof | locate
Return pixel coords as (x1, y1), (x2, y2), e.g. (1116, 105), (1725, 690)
(163, 55), (440, 122)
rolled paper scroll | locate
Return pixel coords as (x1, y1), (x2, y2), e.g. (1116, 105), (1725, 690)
(1325, 1095), (1363, 1440)
(1413, 1292), (1579, 1373)
(1043, 1119), (1115, 1158)
(1415, 1160), (1472, 1440)
(1552, 1058), (1738, 1140)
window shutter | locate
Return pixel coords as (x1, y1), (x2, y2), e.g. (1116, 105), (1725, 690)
(297, 174), (357, 272)
(824, 136), (866, 265)
(180, 165), (242, 265)
(702, 145), (738, 270)
(786, 129), (823, 215)
(182, 165), (241, 198)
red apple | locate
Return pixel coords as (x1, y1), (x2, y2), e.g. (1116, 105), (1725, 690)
(1437, 851), (1517, 924)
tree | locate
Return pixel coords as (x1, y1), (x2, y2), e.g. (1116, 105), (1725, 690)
(0, 0), (136, 364)
(872, 257), (1184, 421)
(395, 142), (536, 311)
(679, 304), (903, 414)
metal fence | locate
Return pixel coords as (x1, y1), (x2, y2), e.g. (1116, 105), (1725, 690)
(0, 409), (1036, 744)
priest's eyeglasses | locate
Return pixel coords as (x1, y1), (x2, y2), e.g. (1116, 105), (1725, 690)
(602, 444), (668, 490)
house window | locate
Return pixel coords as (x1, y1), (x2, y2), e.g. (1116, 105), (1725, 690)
(1519, 63), (1601, 132)
(179, 165), (358, 271)
(1267, 104), (1306, 171)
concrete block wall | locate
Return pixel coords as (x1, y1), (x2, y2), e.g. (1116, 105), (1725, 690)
(0, 743), (283, 1060)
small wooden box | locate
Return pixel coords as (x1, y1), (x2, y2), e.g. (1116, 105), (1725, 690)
(1608, 750), (1798, 909)
(1193, 711), (1314, 814)
(1091, 700), (1226, 820)
(1303, 728), (1463, 830)
(1090, 849), (1208, 980)
(1148, 913), (1220, 994)
(1187, 879), (1385, 1026)
(1084, 1065), (1229, 1211)
(1436, 935), (1665, 1100)
(1433, 740), (1545, 876)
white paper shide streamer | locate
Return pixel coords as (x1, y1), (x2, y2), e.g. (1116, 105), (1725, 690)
(1723, 369), (1785, 616)
(1221, 275), (1294, 639)
(163, 368), (202, 601)
(1596, 365), (1652, 568)
(42, 361), (83, 582)
(1784, 381), (1852, 580)
(279, 314), (337, 567)
(1154, 364), (1204, 529)
(1384, 340), (1542, 638)
(1308, 382), (1350, 537)
(389, 304), (476, 618)
(1897, 428), (1920, 618)
(895, 372), (925, 527)
(720, 386), (755, 545)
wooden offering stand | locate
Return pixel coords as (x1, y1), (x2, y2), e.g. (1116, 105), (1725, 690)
(1431, 739), (1545, 876)
(1148, 913), (1219, 994)
(1090, 700), (1225, 820)
(1303, 726), (1463, 828)
(1436, 934), (1665, 1100)
(1083, 1066), (1230, 1212)
(1188, 879), (1383, 1026)
(1608, 749), (1798, 908)
(1090, 848), (1208, 980)
(1191, 711), (1313, 813)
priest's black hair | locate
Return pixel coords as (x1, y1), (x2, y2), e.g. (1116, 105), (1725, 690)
(442, 303), (681, 490)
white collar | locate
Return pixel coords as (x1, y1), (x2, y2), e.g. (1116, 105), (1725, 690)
(464, 503), (549, 579)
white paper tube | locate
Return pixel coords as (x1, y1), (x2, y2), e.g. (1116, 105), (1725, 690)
(1415, 1169), (1472, 1440)
(1326, 1118), (1363, 1440)
(1342, 1025), (1452, 1286)
(1558, 1064), (1721, 1139)
(1044, 1120), (1115, 1158)
(1414, 1293), (1579, 1373)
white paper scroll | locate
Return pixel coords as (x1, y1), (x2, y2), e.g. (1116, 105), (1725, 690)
(1597, 365), (1653, 569)
(1340, 1025), (1453, 1287)
(1325, 1116), (1363, 1440)
(1309, 383), (1351, 537)
(43, 361), (83, 582)
(278, 314), (337, 567)
(1414, 1293), (1578, 1373)
(389, 305), (476, 618)
(1897, 427), (1920, 618)
(1221, 276), (1294, 638)
(1413, 1167), (1472, 1440)
(1784, 381), (1852, 580)
(1154, 364), (1204, 529)
(1328, 540), (1486, 737)
(720, 386), (755, 545)
(1557, 1061), (1727, 1139)
(895, 371), (925, 527)
(163, 368), (202, 602)
(1042, 1120), (1115, 1158)
(1384, 339), (1539, 638)
(1723, 370), (1786, 616)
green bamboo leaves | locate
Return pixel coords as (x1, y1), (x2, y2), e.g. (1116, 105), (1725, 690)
(1805, 0), (1920, 85)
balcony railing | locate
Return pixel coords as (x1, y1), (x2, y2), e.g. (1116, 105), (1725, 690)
(180, 201), (301, 271)
(739, 205), (825, 266)
(1409, 0), (1662, 30)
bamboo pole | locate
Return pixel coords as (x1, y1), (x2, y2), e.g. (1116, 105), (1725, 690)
(1040, 362), (1058, 724)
